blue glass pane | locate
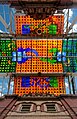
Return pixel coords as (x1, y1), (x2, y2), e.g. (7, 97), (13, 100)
(22, 25), (30, 34)
(0, 5), (3, 13)
(12, 16), (15, 32)
(4, 5), (9, 13)
(0, 22), (5, 31)
(21, 77), (31, 87)
(5, 13), (10, 24)
(0, 13), (4, 19)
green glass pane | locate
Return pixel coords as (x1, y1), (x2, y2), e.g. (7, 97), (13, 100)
(50, 83), (54, 87)
(54, 83), (58, 87)
(49, 30), (57, 35)
(54, 80), (58, 83)
(49, 48), (59, 53)
(49, 25), (57, 30)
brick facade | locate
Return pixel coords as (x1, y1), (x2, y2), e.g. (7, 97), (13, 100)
(0, 95), (77, 119)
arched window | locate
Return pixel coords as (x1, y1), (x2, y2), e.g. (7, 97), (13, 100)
(41, 102), (63, 113)
(21, 102), (31, 112)
(13, 102), (37, 113)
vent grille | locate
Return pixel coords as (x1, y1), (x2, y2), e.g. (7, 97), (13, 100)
(21, 103), (31, 112)
(46, 103), (56, 112)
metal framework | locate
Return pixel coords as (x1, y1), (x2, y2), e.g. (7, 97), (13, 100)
(0, 1), (77, 96)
